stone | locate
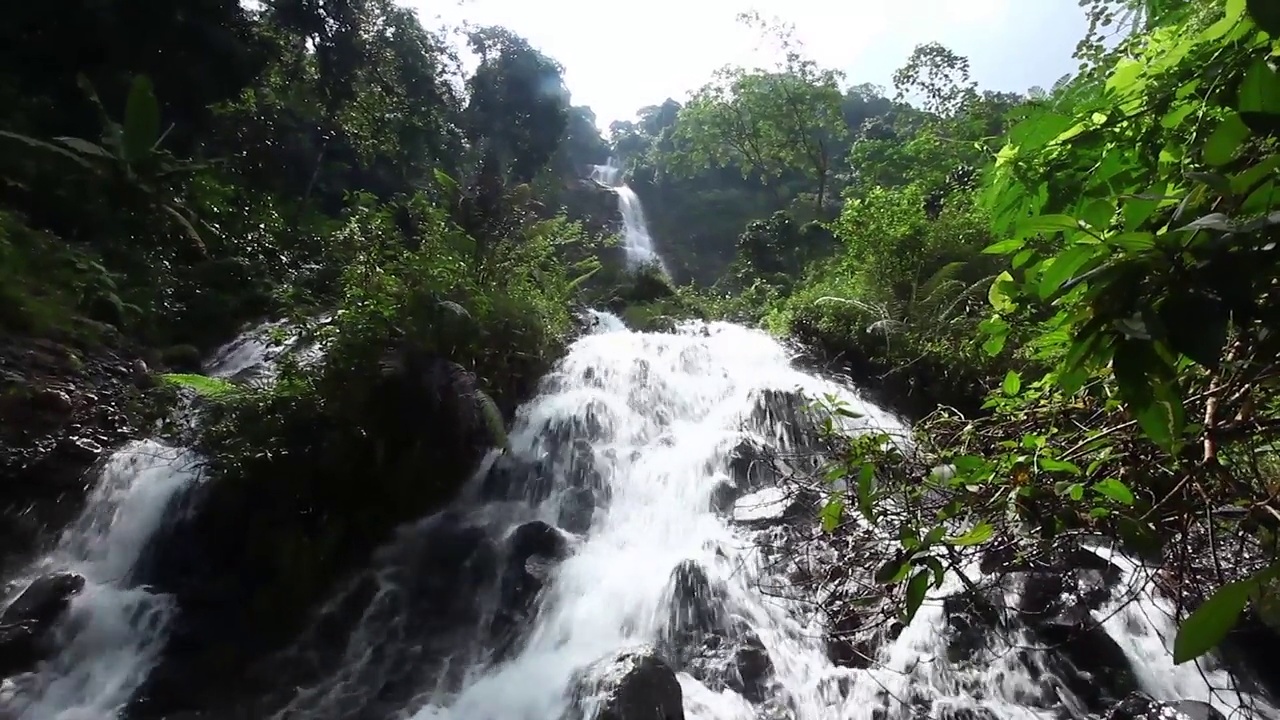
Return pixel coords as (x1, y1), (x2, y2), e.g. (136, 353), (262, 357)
(1105, 693), (1225, 720)
(574, 647), (685, 720)
(0, 572), (85, 676)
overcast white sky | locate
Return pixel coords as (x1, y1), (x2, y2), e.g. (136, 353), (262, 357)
(415, 0), (1089, 130)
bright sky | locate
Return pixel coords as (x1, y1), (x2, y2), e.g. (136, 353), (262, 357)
(416, 0), (1089, 131)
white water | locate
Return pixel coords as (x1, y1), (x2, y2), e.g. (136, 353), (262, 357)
(400, 316), (1275, 720)
(589, 160), (666, 272)
(0, 328), (283, 719)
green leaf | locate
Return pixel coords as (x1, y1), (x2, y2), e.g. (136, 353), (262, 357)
(1112, 339), (1183, 452)
(1039, 457), (1082, 474)
(1068, 483), (1085, 501)
(1230, 155), (1280, 195)
(982, 239), (1025, 255)
(1015, 214), (1081, 239)
(945, 521), (994, 547)
(1002, 370), (1021, 396)
(904, 570), (930, 623)
(1247, 0), (1280, 36)
(53, 136), (117, 160)
(1173, 578), (1255, 664)
(1039, 245), (1099, 300)
(875, 552), (914, 584)
(988, 271), (1016, 313)
(0, 130), (97, 169)
(820, 496), (844, 533)
(161, 373), (236, 398)
(1092, 478), (1135, 506)
(856, 463), (876, 523)
(1107, 232), (1156, 251)
(1203, 0), (1248, 41)
(1204, 114), (1250, 167)
(1238, 58), (1280, 135)
(123, 75), (161, 164)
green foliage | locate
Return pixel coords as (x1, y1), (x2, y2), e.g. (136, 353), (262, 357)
(795, 0), (1280, 663)
(667, 15), (846, 212)
(161, 373), (239, 399)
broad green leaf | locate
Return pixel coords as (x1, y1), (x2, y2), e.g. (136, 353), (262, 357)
(875, 552), (914, 584)
(1112, 340), (1183, 452)
(820, 496), (844, 533)
(988, 271), (1016, 313)
(946, 522), (994, 547)
(1247, 0), (1280, 36)
(904, 570), (930, 623)
(1039, 245), (1099, 299)
(161, 373), (236, 398)
(0, 130), (97, 169)
(1068, 483), (1085, 501)
(53, 136), (117, 160)
(1010, 112), (1075, 151)
(1015, 214), (1081, 239)
(1238, 58), (1280, 135)
(1203, 0), (1248, 40)
(856, 463), (876, 523)
(1092, 478), (1135, 505)
(123, 75), (161, 164)
(1039, 457), (1081, 474)
(1231, 155), (1280, 195)
(1002, 370), (1021, 396)
(1107, 232), (1156, 251)
(1173, 578), (1255, 664)
(1106, 59), (1145, 96)
(982, 239), (1025, 255)
(1204, 114), (1250, 167)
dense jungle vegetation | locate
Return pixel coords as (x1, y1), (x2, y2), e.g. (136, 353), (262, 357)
(3, 0), (1279, 680)
(630, 0), (1280, 665)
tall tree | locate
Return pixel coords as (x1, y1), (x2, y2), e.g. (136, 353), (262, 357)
(464, 27), (570, 184)
(667, 14), (846, 211)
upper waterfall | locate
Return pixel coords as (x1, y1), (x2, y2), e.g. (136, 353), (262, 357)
(589, 160), (666, 273)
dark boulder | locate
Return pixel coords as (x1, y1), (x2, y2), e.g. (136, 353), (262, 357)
(558, 487), (597, 534)
(130, 353), (503, 718)
(0, 572), (85, 676)
(572, 647), (685, 720)
(664, 560), (728, 643)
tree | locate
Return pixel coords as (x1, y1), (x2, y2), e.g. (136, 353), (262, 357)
(667, 15), (846, 211)
(464, 27), (570, 185)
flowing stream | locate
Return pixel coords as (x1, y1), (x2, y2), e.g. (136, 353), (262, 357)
(277, 316), (1278, 720)
(4, 316), (1278, 720)
(0, 328), (279, 719)
(590, 160), (666, 272)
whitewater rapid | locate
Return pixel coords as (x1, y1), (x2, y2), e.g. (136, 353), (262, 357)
(0, 327), (283, 720)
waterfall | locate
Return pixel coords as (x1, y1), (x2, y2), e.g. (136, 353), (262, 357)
(590, 160), (667, 272)
(264, 314), (1276, 720)
(0, 325), (293, 719)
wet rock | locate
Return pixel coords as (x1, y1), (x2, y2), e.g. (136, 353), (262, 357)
(1, 572), (86, 626)
(1105, 693), (1225, 720)
(135, 352), (502, 718)
(30, 388), (73, 419)
(574, 647), (684, 720)
(730, 487), (817, 530)
(132, 359), (155, 389)
(0, 572), (86, 676)
(826, 613), (871, 669)
(558, 487), (596, 534)
(709, 479), (737, 515)
(666, 560), (727, 641)
(508, 521), (570, 563)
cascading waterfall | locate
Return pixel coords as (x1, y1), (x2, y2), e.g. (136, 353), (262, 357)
(0, 325), (289, 720)
(589, 160), (666, 272)
(273, 314), (1277, 720)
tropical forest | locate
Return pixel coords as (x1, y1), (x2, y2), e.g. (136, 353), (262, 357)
(2, 0), (1280, 719)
